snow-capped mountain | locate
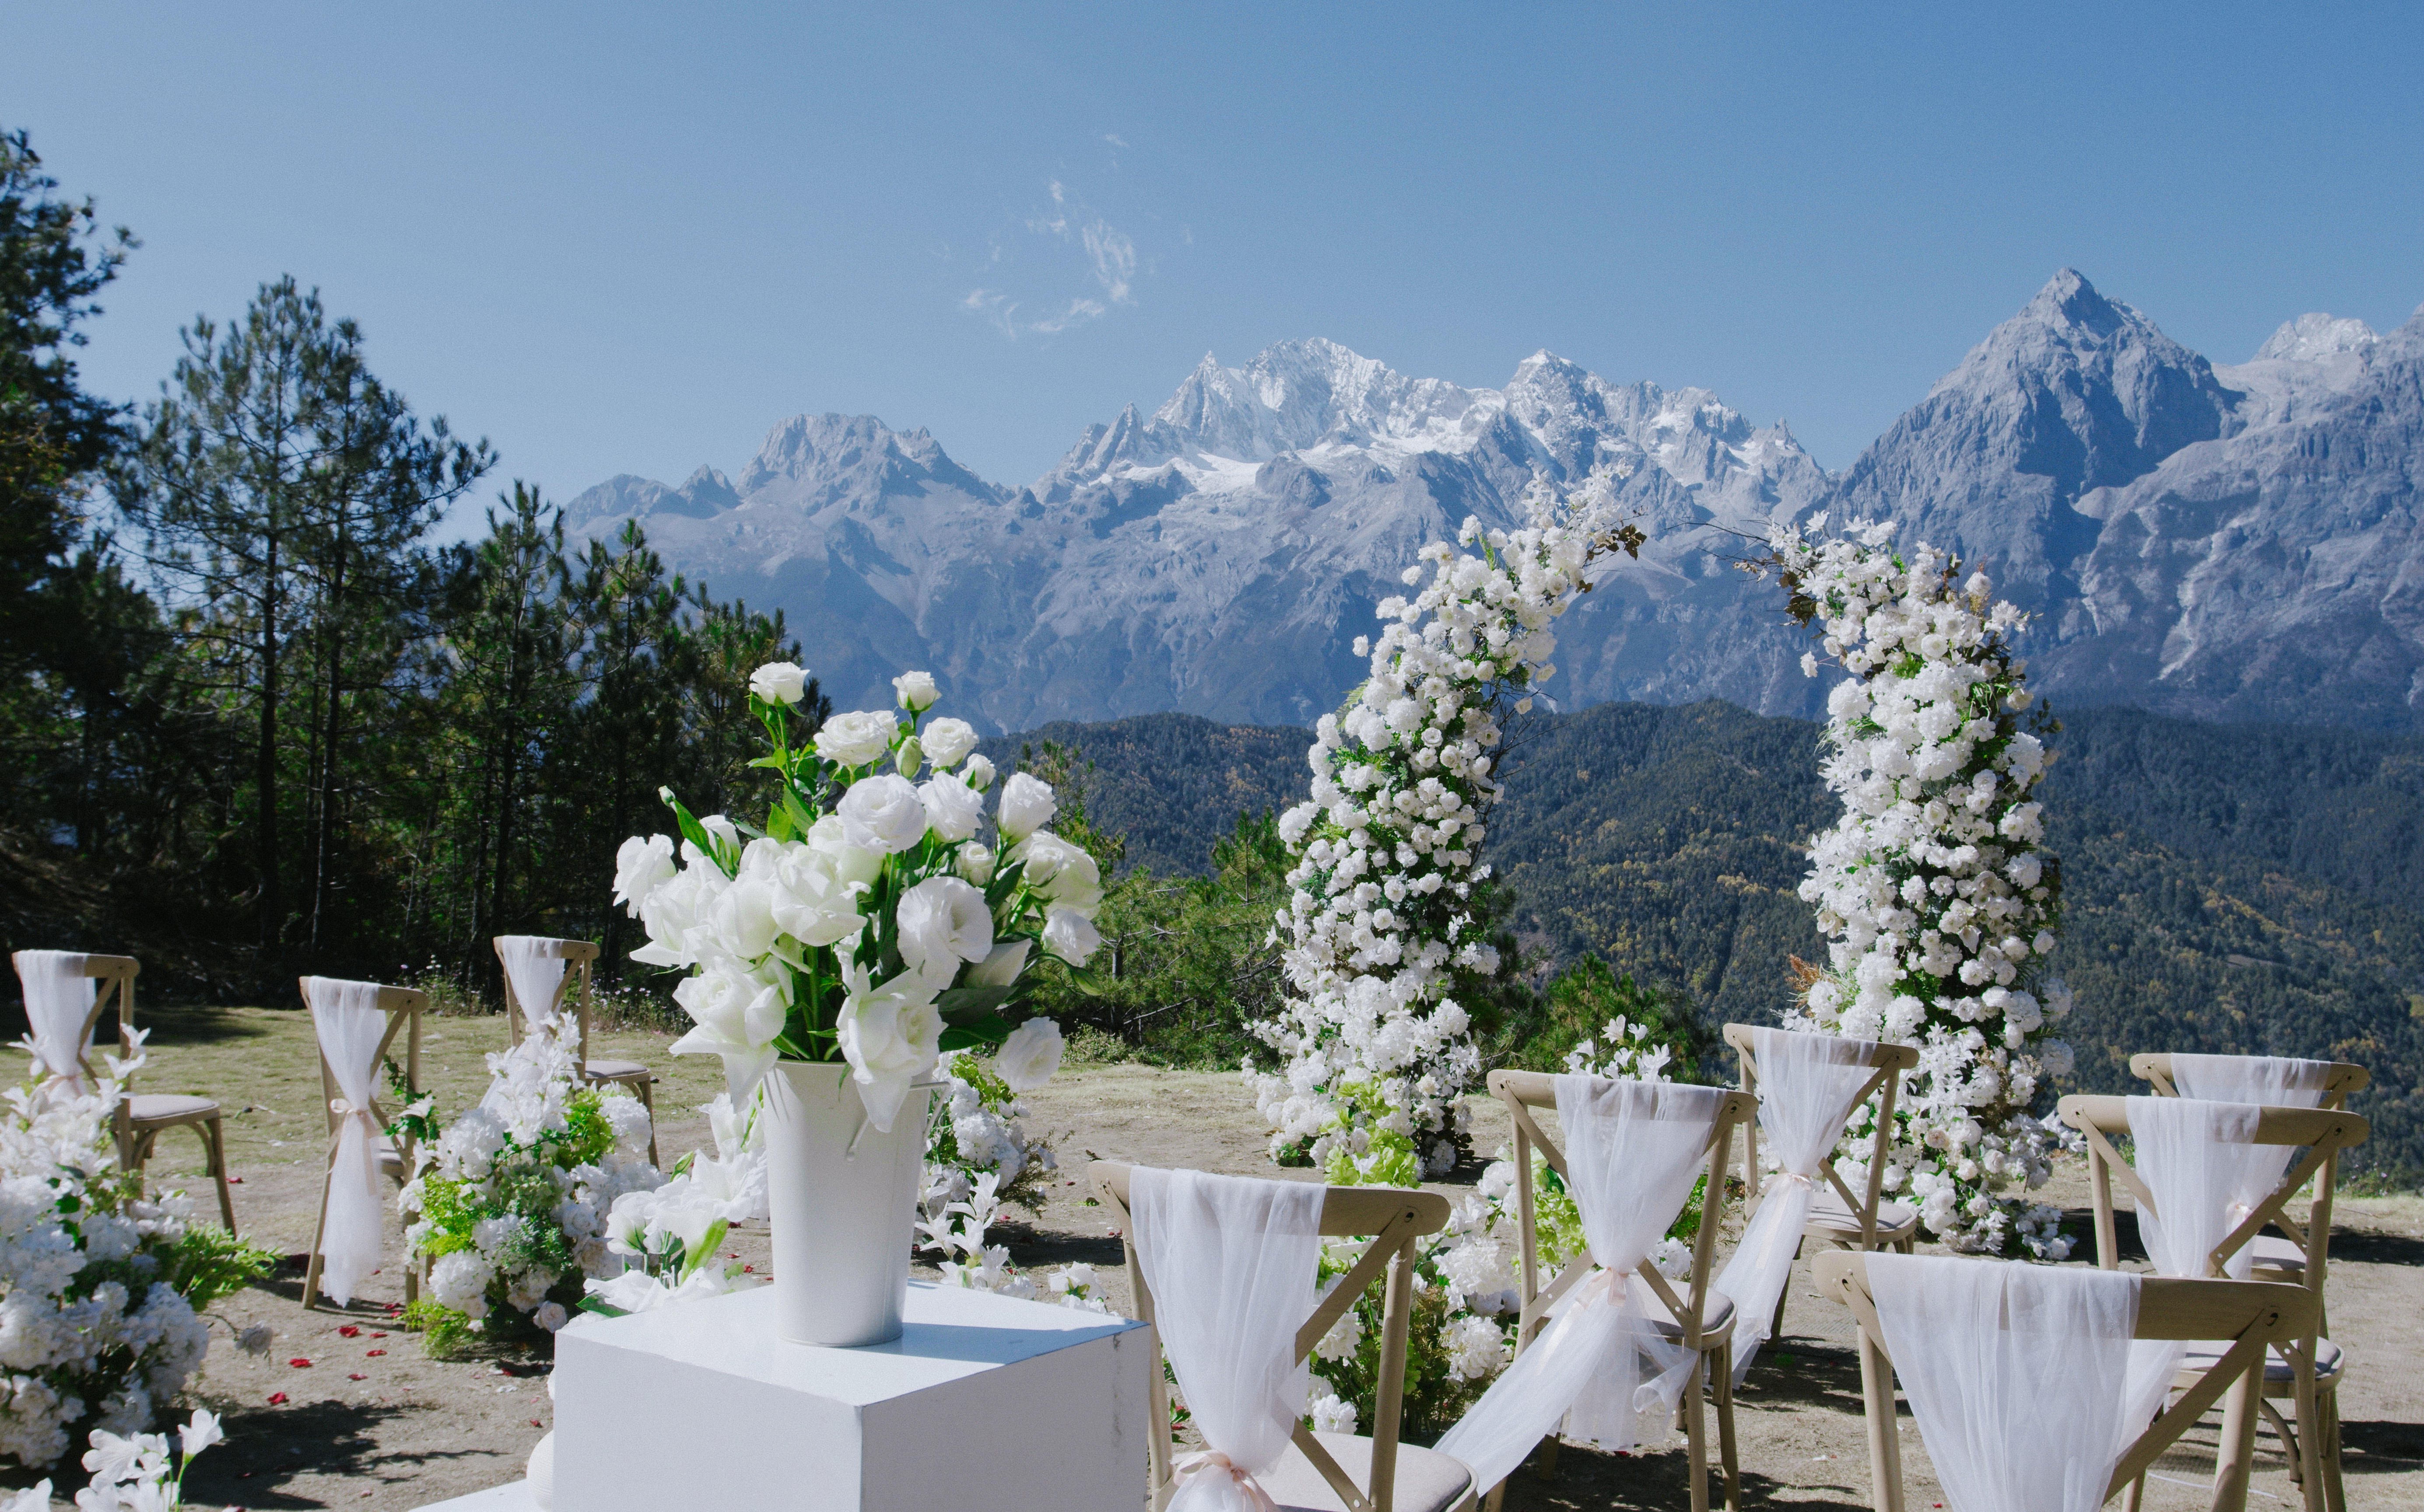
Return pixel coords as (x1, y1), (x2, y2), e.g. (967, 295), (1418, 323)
(563, 273), (2424, 732)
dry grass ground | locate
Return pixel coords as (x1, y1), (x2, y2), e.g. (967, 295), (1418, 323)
(2, 1015), (2416, 1510)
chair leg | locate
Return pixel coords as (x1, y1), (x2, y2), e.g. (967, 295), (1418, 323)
(1685, 1351), (1710, 1512)
(303, 1167), (334, 1312)
(2320, 1386), (2344, 1512)
(1714, 1340), (1741, 1512)
(1857, 1324), (1904, 1512)
(638, 1075), (659, 1168)
(186, 1119), (236, 1234)
(1770, 1236), (1803, 1341)
(2217, 1364), (2263, 1512)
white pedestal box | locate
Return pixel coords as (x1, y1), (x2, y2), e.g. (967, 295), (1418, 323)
(547, 1280), (1153, 1511)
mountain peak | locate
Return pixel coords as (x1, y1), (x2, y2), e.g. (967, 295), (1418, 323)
(2019, 268), (2129, 338)
(2252, 312), (2380, 363)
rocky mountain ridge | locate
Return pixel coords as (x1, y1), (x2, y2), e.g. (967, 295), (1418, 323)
(566, 273), (2424, 732)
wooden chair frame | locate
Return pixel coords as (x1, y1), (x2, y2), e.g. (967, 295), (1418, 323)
(300, 979), (427, 1312)
(11, 952), (239, 1235)
(1817, 1249), (2315, 1512)
(1486, 1069), (1757, 1512)
(2059, 1094), (2369, 1512)
(497, 937), (658, 1164)
(1725, 1025), (1919, 1343)
(1091, 1163), (1476, 1512)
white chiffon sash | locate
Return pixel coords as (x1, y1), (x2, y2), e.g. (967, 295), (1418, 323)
(2171, 1054), (2331, 1109)
(1715, 1028), (1880, 1379)
(1435, 1078), (1725, 1491)
(1129, 1167), (1326, 1512)
(1870, 1254), (2170, 1512)
(12, 951), (96, 1084)
(308, 976), (393, 1306)
(496, 936), (569, 1030)
(2126, 1096), (2270, 1281)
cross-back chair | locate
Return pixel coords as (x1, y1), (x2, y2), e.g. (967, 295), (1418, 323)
(2129, 1054), (2369, 1295)
(1090, 1162), (1479, 1512)
(301, 978), (426, 1312)
(10, 951), (238, 1233)
(1487, 1069), (1756, 1512)
(495, 936), (657, 1164)
(1724, 1024), (1919, 1344)
(2059, 1094), (2369, 1512)
(1816, 1249), (2317, 1512)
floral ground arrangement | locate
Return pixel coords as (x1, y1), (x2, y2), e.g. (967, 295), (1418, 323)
(40, 1039), (2420, 1512)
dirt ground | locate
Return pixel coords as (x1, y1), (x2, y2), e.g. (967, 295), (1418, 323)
(5, 1012), (2417, 1510)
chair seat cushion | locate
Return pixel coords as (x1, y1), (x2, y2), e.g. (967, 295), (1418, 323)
(2247, 1234), (2307, 1274)
(583, 1060), (650, 1081)
(2178, 1336), (2343, 1390)
(1805, 1190), (1919, 1240)
(126, 1093), (217, 1124)
(1638, 1283), (1736, 1344)
(1257, 1432), (1476, 1512)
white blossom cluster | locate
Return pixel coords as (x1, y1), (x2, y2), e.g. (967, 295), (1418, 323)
(1770, 516), (2075, 1257)
(582, 1089), (772, 1317)
(913, 1171), (1106, 1312)
(923, 1049), (1059, 1215)
(1248, 475), (1639, 1179)
(66, 1405), (222, 1512)
(0, 1042), (211, 1469)
(613, 668), (1089, 1134)
(405, 1023), (663, 1329)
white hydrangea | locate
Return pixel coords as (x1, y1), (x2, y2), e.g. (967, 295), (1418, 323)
(1247, 472), (1642, 1179)
(1769, 516), (2075, 1257)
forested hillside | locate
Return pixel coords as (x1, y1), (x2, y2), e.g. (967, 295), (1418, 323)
(1019, 702), (2424, 1181)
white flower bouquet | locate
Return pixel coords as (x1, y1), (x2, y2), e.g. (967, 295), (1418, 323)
(614, 666), (1091, 1134)
(402, 1023), (662, 1343)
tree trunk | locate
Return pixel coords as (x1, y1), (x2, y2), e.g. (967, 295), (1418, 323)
(257, 532), (283, 969)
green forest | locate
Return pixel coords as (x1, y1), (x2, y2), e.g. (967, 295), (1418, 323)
(4, 124), (2415, 1181)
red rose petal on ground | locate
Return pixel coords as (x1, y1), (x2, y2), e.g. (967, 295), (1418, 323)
(349, 1372), (367, 1381)
(370, 1330), (388, 1338)
(366, 1348), (386, 1356)
(741, 1264), (754, 1273)
(266, 1392), (288, 1405)
(338, 1325), (361, 1337)
(227, 1176), (243, 1183)
(288, 1358), (311, 1368)
(528, 1419), (542, 1428)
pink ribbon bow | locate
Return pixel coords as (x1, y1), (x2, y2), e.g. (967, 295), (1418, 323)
(1173, 1451), (1280, 1512)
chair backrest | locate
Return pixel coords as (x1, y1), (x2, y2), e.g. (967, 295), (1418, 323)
(1091, 1162), (1450, 1512)
(1724, 1023), (1918, 1249)
(1486, 1069), (1756, 1355)
(1816, 1249), (2315, 1512)
(495, 936), (598, 1062)
(297, 978), (425, 1147)
(2057, 1094), (2367, 1296)
(2130, 1052), (2368, 1110)
(10, 951), (137, 1085)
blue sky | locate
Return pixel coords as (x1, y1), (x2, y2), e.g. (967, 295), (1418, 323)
(11, 2), (2421, 533)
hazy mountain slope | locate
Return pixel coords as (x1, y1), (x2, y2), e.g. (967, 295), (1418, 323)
(1012, 704), (2424, 1179)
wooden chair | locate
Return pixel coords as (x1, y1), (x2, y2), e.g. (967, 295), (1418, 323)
(1724, 1024), (1920, 1344)
(2059, 1094), (2369, 1512)
(1487, 1069), (1756, 1512)
(1816, 1249), (2317, 1512)
(300, 978), (426, 1312)
(9, 951), (239, 1234)
(1091, 1162), (1480, 1512)
(496, 936), (658, 1165)
(2129, 1054), (2370, 1294)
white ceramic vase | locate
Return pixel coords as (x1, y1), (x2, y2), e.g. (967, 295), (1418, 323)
(762, 1060), (935, 1348)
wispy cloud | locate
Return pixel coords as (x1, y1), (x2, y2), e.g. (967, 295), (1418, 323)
(963, 177), (1144, 340)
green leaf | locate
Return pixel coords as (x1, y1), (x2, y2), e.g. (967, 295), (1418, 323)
(577, 1296), (630, 1319)
(935, 984), (1015, 1024)
(660, 787), (734, 876)
(1057, 963), (1113, 998)
(681, 1218), (730, 1281)
(940, 1020), (1012, 1052)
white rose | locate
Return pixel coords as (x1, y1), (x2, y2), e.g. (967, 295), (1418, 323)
(835, 961), (946, 1132)
(838, 774), (929, 854)
(967, 938), (1029, 987)
(1042, 907), (1102, 967)
(670, 960), (788, 1103)
(1013, 831), (1102, 918)
(923, 718), (979, 769)
(957, 841), (997, 886)
(613, 834), (676, 918)
(627, 858), (729, 968)
(896, 875), (994, 984)
(706, 874), (782, 960)
(805, 815), (884, 889)
(755, 837), (868, 947)
(996, 772), (1057, 842)
(814, 709), (899, 768)
(748, 662), (809, 705)
(893, 670), (940, 712)
(994, 1017), (1065, 1094)
(962, 753), (996, 791)
(919, 773), (985, 842)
